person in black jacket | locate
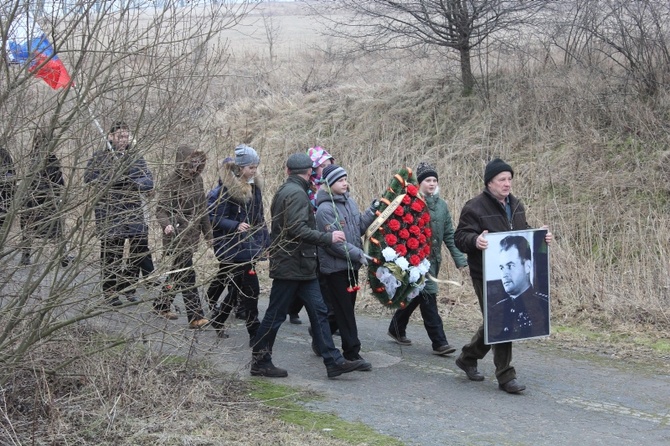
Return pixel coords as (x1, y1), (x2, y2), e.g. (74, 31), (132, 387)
(207, 145), (269, 340)
(84, 121), (154, 306)
(454, 158), (552, 394)
(19, 129), (73, 267)
(249, 153), (367, 379)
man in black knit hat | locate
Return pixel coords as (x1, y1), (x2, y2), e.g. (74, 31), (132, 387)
(454, 158), (552, 394)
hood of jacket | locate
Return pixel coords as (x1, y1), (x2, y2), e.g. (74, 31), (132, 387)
(218, 161), (264, 204)
(175, 145), (206, 178)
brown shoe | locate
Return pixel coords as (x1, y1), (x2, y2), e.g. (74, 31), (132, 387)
(189, 318), (210, 329)
(155, 309), (178, 320)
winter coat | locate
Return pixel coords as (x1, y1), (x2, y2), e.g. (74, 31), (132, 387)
(84, 144), (153, 240)
(454, 189), (529, 281)
(208, 163), (269, 263)
(156, 146), (212, 253)
(21, 152), (65, 239)
(315, 188), (375, 274)
(268, 174), (332, 280)
(0, 147), (16, 217)
(422, 193), (467, 295)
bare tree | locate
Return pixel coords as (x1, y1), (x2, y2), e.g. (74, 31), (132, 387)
(0, 0), (254, 384)
(308, 0), (549, 94)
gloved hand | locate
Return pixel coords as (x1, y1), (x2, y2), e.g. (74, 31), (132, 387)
(369, 198), (380, 214)
(359, 254), (368, 266)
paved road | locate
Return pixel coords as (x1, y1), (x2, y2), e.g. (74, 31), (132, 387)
(95, 294), (670, 446)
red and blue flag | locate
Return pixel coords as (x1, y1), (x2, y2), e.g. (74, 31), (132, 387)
(6, 15), (71, 89)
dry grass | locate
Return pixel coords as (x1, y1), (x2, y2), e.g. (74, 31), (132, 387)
(0, 325), (350, 446)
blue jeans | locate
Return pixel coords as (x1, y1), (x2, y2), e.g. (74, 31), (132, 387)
(252, 278), (343, 367)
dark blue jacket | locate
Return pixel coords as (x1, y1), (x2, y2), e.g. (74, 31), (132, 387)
(208, 164), (269, 263)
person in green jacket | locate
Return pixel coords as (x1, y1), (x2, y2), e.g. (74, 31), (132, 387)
(387, 161), (468, 356)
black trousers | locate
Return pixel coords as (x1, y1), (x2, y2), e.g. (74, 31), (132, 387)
(207, 261), (260, 338)
(388, 291), (450, 350)
(458, 278), (515, 384)
(320, 269), (361, 360)
(154, 249), (204, 322)
(100, 236), (146, 297)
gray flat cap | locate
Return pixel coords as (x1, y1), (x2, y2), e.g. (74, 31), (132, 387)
(286, 153), (313, 170)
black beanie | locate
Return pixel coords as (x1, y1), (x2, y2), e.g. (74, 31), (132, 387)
(484, 158), (514, 185)
(416, 161), (438, 184)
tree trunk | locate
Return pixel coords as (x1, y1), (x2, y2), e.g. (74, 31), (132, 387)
(459, 46), (475, 96)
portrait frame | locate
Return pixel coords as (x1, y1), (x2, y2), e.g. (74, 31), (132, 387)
(483, 228), (550, 345)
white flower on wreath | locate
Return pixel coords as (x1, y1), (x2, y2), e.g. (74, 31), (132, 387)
(408, 266), (422, 284)
(394, 256), (409, 271)
(418, 258), (430, 275)
(382, 247), (398, 262)
(375, 266), (402, 298)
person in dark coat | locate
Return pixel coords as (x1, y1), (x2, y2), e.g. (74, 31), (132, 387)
(315, 164), (375, 369)
(19, 129), (72, 267)
(84, 121), (154, 306)
(0, 145), (16, 234)
(206, 145), (269, 340)
(387, 162), (467, 355)
(454, 158), (552, 394)
(154, 144), (212, 328)
(286, 146), (335, 325)
(249, 153), (369, 379)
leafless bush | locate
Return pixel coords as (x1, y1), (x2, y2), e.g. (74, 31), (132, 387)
(0, 0), (254, 384)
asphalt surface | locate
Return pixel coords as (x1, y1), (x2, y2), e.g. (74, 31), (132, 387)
(93, 292), (670, 446)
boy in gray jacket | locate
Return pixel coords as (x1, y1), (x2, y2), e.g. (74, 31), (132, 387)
(315, 165), (376, 370)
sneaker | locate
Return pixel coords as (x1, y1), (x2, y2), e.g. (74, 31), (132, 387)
(346, 356), (372, 372)
(250, 361), (288, 378)
(289, 313), (302, 324)
(189, 318), (210, 329)
(154, 309), (178, 320)
(326, 359), (367, 378)
(387, 331), (412, 346)
(432, 344), (457, 356)
(455, 357), (485, 382)
(499, 378), (526, 394)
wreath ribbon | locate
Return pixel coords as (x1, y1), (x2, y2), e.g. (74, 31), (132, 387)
(364, 193), (406, 252)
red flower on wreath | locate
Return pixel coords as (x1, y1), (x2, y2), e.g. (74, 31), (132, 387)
(395, 244), (408, 256)
(407, 237), (420, 250)
(402, 195), (411, 205)
(423, 227), (432, 238)
(398, 228), (410, 240)
(403, 213), (414, 224)
(388, 219), (401, 232)
(409, 255), (421, 266)
(422, 245), (431, 257)
(385, 234), (398, 246)
(418, 234), (427, 244)
(406, 184), (418, 197)
(409, 225), (421, 236)
(394, 206), (404, 217)
(411, 200), (425, 213)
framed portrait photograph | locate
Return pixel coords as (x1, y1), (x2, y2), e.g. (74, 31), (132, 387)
(483, 228), (550, 344)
